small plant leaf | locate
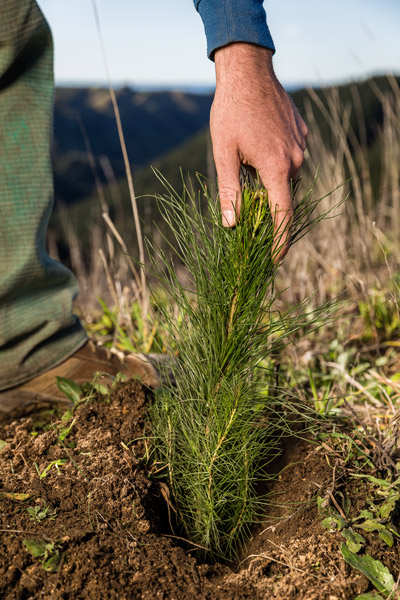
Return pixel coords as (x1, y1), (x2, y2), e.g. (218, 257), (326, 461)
(24, 540), (62, 571)
(321, 515), (347, 531)
(23, 539), (47, 558)
(0, 440), (7, 452)
(375, 356), (388, 367)
(61, 409), (73, 422)
(91, 382), (108, 395)
(56, 377), (82, 404)
(58, 419), (76, 443)
(341, 528), (365, 553)
(356, 519), (394, 544)
(343, 495), (351, 517)
(357, 519), (382, 532)
(26, 505), (57, 522)
(378, 529), (394, 547)
(1, 492), (32, 501)
(354, 594), (386, 600)
(321, 517), (334, 529)
(341, 543), (395, 594)
(357, 510), (375, 520)
(39, 459), (67, 479)
(379, 495), (399, 519)
(42, 552), (61, 572)
(351, 474), (391, 488)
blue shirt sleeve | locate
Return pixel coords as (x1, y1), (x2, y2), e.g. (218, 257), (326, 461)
(193, 0), (275, 60)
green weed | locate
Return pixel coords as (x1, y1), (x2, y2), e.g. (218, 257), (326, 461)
(342, 544), (396, 599)
(358, 289), (400, 342)
(85, 295), (172, 354)
(26, 503), (57, 522)
(23, 539), (63, 572)
(35, 459), (67, 480)
(318, 451), (400, 598)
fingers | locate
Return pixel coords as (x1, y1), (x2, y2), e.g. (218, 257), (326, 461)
(263, 137), (305, 263)
(290, 109), (307, 176)
(300, 118), (309, 140)
(214, 153), (241, 227)
(259, 169), (294, 263)
(295, 113), (309, 142)
(290, 97), (309, 142)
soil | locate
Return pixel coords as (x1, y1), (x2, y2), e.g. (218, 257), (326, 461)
(0, 381), (398, 599)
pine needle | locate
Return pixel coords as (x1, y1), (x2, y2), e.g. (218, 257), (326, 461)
(147, 172), (341, 560)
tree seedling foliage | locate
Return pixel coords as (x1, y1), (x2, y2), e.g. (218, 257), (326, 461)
(147, 172), (340, 560)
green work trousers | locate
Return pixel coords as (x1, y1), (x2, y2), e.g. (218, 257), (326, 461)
(0, 0), (87, 391)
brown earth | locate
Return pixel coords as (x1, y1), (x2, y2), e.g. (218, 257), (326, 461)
(0, 381), (397, 599)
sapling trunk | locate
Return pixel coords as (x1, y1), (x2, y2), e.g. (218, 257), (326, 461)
(147, 173), (339, 560)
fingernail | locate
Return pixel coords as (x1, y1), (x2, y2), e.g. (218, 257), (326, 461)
(222, 210), (236, 227)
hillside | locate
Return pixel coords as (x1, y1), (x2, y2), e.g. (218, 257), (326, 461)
(53, 87), (213, 204)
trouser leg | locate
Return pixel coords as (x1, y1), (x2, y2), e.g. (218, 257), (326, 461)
(0, 0), (87, 391)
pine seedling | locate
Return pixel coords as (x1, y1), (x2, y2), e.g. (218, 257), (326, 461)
(147, 173), (339, 560)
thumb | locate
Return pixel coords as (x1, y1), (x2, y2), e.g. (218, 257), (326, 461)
(215, 154), (241, 227)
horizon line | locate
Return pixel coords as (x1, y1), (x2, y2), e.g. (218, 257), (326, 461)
(55, 70), (399, 94)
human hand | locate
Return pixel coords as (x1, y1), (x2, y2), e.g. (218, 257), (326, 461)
(210, 43), (308, 261)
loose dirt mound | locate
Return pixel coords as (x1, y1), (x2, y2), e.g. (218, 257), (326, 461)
(0, 381), (395, 599)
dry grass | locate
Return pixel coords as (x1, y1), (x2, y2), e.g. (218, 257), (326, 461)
(279, 75), (400, 307)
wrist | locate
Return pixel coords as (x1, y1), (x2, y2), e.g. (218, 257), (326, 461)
(214, 43), (275, 86)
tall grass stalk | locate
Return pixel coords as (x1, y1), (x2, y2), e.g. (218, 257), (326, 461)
(90, 0), (149, 324)
(280, 76), (400, 304)
(147, 174), (338, 560)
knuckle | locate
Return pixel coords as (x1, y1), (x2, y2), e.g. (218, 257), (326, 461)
(268, 145), (291, 175)
(272, 143), (289, 163)
(218, 185), (241, 201)
(292, 148), (304, 170)
(218, 184), (238, 195)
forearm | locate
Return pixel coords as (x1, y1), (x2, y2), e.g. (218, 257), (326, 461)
(193, 0), (275, 59)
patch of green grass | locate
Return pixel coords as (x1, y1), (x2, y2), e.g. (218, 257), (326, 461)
(358, 289), (400, 342)
(313, 364), (400, 597)
(84, 294), (174, 354)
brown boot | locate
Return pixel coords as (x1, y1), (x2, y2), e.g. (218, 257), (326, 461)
(0, 341), (166, 418)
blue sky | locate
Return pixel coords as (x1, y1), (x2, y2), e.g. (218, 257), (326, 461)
(38, 0), (400, 89)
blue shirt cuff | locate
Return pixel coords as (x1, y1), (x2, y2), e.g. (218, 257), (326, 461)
(194, 0), (275, 60)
